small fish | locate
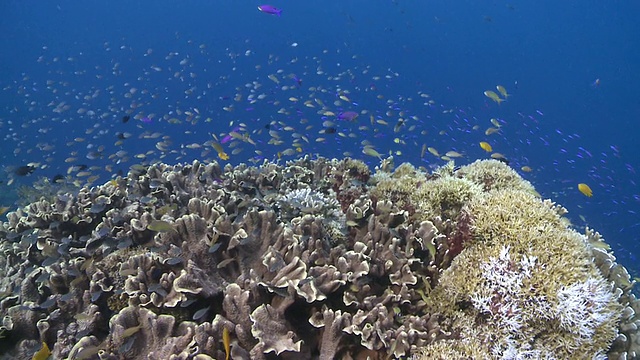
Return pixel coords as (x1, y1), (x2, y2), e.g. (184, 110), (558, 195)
(484, 90), (504, 104)
(52, 174), (65, 183)
(122, 115), (130, 123)
(258, 5), (282, 16)
(496, 85), (509, 98)
(119, 268), (137, 276)
(32, 342), (51, 360)
(14, 165), (37, 176)
(578, 183), (593, 197)
(217, 151), (229, 160)
(147, 220), (176, 233)
(122, 324), (142, 338)
(223, 327), (231, 360)
(485, 127), (500, 135)
(74, 313), (94, 321)
(74, 345), (101, 360)
(211, 141), (229, 160)
(479, 141), (492, 152)
(362, 146), (382, 159)
(193, 307), (209, 321)
(156, 203), (178, 216)
(521, 166), (533, 172)
(0, 206), (10, 216)
(217, 258), (235, 269)
(494, 157), (510, 165)
(337, 111), (359, 121)
(221, 126), (241, 144)
(445, 150), (463, 158)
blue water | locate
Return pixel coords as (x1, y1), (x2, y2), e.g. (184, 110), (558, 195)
(1, 1), (639, 276)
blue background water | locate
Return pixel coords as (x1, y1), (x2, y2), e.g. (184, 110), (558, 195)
(1, 1), (639, 278)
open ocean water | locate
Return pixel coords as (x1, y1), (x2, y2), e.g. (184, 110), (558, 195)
(1, 1), (639, 282)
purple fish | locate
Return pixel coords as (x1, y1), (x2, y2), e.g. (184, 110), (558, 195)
(258, 5), (282, 16)
(140, 116), (152, 124)
(221, 126), (240, 144)
(337, 111), (359, 121)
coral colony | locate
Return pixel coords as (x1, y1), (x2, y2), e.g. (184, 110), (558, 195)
(0, 158), (639, 359)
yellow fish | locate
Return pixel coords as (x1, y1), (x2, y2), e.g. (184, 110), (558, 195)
(147, 220), (176, 233)
(479, 141), (492, 152)
(578, 183), (593, 197)
(0, 206), (10, 216)
(223, 327), (231, 360)
(484, 90), (504, 104)
(217, 151), (230, 160)
(496, 85), (509, 98)
(32, 342), (51, 360)
(521, 166), (533, 172)
(211, 141), (229, 160)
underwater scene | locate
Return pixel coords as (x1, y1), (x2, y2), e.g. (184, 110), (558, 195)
(1, 1), (639, 359)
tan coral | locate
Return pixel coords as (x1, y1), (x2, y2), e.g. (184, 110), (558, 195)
(250, 304), (302, 357)
(423, 188), (623, 358)
(457, 159), (537, 194)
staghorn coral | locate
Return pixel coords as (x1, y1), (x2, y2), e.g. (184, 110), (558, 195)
(420, 185), (624, 358)
(456, 159), (537, 194)
(0, 158), (636, 359)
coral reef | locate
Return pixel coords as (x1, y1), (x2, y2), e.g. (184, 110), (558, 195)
(0, 158), (637, 359)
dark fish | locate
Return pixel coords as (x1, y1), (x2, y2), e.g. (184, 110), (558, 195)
(495, 157), (510, 165)
(122, 115), (130, 123)
(325, 127), (337, 134)
(14, 165), (36, 176)
(52, 174), (64, 183)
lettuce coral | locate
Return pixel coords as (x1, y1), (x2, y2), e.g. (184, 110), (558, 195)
(0, 158), (636, 360)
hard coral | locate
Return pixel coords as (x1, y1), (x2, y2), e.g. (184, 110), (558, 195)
(0, 158), (635, 360)
(422, 187), (623, 359)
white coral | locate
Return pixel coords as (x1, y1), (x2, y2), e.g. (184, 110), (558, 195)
(471, 246), (548, 359)
(471, 246), (620, 359)
(281, 188), (341, 217)
(555, 278), (619, 340)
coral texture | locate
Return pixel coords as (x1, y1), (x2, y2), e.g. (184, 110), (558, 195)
(0, 158), (636, 359)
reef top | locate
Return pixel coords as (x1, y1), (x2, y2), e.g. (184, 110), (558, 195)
(0, 157), (638, 359)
